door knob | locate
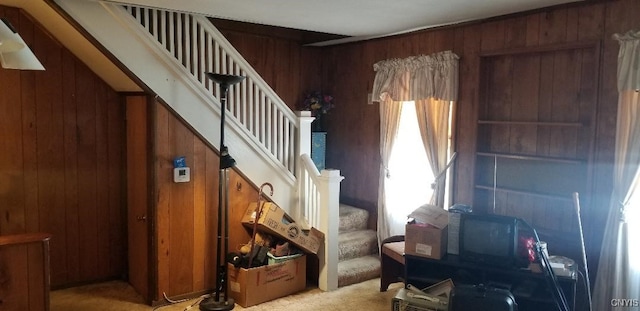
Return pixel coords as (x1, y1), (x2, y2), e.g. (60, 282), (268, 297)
(137, 215), (147, 222)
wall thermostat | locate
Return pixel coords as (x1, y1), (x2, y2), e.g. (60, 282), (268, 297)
(173, 167), (190, 183)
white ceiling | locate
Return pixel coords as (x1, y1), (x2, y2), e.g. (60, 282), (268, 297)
(0, 0), (585, 90)
(101, 0), (583, 45)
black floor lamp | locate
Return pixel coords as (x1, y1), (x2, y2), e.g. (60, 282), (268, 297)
(199, 73), (245, 311)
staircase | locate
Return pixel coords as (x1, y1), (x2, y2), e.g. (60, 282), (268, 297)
(56, 0), (351, 291)
(337, 204), (380, 287)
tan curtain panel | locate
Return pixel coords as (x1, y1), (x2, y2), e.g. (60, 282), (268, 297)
(593, 29), (640, 311)
(415, 98), (451, 207)
(371, 50), (459, 102)
(376, 100), (403, 244)
(614, 29), (640, 92)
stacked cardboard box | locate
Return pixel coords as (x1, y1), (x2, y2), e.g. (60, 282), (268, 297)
(405, 204), (449, 260)
(241, 202), (324, 254)
(227, 255), (306, 307)
(227, 202), (324, 307)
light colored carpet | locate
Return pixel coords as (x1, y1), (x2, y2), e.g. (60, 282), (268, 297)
(51, 278), (404, 311)
(337, 204), (380, 287)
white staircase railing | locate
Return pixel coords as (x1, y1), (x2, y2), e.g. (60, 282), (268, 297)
(299, 154), (344, 291)
(124, 5), (299, 180)
(55, 0), (343, 291)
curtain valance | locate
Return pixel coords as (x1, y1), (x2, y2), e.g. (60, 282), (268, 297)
(614, 29), (640, 92)
(372, 50), (459, 102)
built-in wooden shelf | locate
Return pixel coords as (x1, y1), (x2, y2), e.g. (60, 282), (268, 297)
(474, 185), (573, 202)
(477, 120), (585, 127)
(475, 152), (586, 164)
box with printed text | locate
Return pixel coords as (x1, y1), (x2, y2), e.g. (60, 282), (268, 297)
(405, 204), (449, 259)
(227, 254), (306, 307)
(241, 202), (324, 254)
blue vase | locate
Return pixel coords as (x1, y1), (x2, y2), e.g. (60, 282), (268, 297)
(311, 132), (327, 171)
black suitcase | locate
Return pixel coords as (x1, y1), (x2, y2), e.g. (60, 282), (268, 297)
(449, 284), (518, 311)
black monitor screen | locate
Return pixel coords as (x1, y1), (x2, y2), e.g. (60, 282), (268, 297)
(462, 218), (513, 257)
(458, 213), (523, 270)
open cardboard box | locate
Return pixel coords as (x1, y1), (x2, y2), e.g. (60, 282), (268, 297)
(241, 202), (324, 254)
(227, 254), (306, 307)
(405, 204), (449, 259)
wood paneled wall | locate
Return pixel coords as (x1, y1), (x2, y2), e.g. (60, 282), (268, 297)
(209, 1), (640, 272)
(213, 22), (325, 111)
(153, 102), (257, 300)
(320, 0), (640, 277)
(0, 7), (126, 287)
(3, 0), (637, 298)
(0, 233), (51, 311)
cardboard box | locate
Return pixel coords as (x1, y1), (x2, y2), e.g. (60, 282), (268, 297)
(227, 255), (306, 307)
(405, 204), (448, 259)
(242, 202), (324, 254)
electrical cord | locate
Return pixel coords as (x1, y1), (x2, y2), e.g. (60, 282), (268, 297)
(152, 292), (210, 311)
(518, 219), (570, 311)
(163, 292), (190, 304)
(577, 269), (591, 311)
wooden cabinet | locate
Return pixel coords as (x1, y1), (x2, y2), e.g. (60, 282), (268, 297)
(0, 233), (51, 311)
(473, 42), (600, 259)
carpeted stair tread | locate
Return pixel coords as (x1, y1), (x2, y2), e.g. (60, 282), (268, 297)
(339, 204), (369, 233)
(337, 204), (379, 288)
(338, 229), (378, 261)
(338, 255), (381, 287)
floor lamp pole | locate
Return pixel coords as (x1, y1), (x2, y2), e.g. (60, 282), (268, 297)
(200, 73), (245, 311)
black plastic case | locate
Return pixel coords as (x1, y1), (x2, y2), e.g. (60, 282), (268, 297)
(449, 284), (518, 311)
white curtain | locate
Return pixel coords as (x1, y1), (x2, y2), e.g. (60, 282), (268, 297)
(593, 29), (640, 311)
(376, 100), (403, 243)
(372, 51), (459, 243)
(416, 98), (451, 207)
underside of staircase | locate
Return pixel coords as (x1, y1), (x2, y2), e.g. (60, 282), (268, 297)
(338, 204), (380, 287)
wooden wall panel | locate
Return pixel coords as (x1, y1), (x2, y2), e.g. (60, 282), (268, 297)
(155, 103), (172, 299)
(0, 7), (126, 288)
(214, 27), (323, 110)
(153, 103), (255, 301)
(61, 50), (80, 284)
(168, 114), (195, 295)
(0, 234), (51, 311)
(192, 138), (207, 291)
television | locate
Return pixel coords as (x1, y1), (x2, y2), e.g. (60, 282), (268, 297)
(459, 213), (519, 268)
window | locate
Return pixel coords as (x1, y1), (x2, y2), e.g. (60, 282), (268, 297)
(384, 101), (453, 237)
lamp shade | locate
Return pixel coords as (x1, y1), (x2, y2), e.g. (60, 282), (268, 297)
(0, 18), (45, 70)
(0, 18), (25, 53)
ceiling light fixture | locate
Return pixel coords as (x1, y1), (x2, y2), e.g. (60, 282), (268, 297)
(0, 18), (45, 70)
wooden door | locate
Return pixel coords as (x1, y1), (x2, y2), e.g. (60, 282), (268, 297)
(126, 96), (150, 302)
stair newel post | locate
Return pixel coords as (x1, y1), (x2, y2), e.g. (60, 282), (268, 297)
(297, 110), (314, 156)
(295, 110), (314, 222)
(316, 169), (344, 291)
